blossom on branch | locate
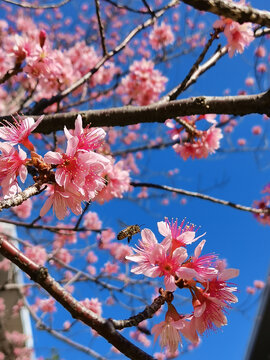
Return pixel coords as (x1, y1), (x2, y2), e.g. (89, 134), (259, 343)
(117, 59), (168, 105)
(126, 218), (239, 352)
(213, 16), (254, 57)
(0, 115), (44, 151)
(0, 143), (27, 196)
(40, 115), (110, 219)
(149, 21), (175, 50)
(167, 117), (223, 160)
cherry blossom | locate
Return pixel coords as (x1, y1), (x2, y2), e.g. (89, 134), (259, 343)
(0, 143), (27, 196)
(173, 125), (223, 160)
(213, 17), (254, 57)
(24, 245), (47, 266)
(0, 115), (44, 151)
(149, 21), (175, 50)
(83, 211), (102, 231)
(80, 297), (102, 317)
(117, 59), (168, 105)
(40, 184), (85, 220)
(152, 303), (198, 353)
(37, 297), (56, 313)
(94, 158), (131, 204)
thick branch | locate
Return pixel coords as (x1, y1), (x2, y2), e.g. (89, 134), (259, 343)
(130, 182), (269, 215)
(181, 0), (270, 27)
(1, 91), (268, 134)
(0, 238), (154, 360)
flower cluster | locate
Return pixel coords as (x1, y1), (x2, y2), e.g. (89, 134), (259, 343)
(149, 21), (175, 50)
(41, 115), (109, 219)
(126, 218), (239, 353)
(0, 115), (43, 197)
(253, 183), (270, 225)
(116, 59), (168, 105)
(0, 114), (131, 220)
(166, 116), (223, 160)
(213, 14), (254, 57)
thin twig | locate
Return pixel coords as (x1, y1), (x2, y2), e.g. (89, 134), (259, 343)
(95, 0), (108, 56)
(23, 298), (108, 360)
(1, 0), (71, 9)
(130, 182), (269, 215)
(164, 28), (221, 101)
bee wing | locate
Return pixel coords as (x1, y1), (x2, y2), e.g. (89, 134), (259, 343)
(118, 219), (128, 228)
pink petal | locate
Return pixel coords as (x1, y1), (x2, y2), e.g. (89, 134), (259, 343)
(44, 151), (62, 164)
(219, 268), (239, 281)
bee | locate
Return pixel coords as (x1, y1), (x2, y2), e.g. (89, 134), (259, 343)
(117, 224), (141, 243)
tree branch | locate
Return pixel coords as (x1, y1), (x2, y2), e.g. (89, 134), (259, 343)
(0, 184), (44, 212)
(1, 90), (268, 134)
(130, 181), (269, 215)
(181, 0), (270, 27)
(0, 238), (155, 360)
(1, 0), (71, 9)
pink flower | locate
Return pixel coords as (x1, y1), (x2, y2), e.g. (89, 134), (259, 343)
(94, 158), (130, 204)
(40, 184), (84, 220)
(255, 46), (266, 58)
(117, 59), (167, 105)
(158, 218), (202, 252)
(152, 304), (198, 353)
(127, 227), (189, 291)
(0, 298), (5, 317)
(214, 18), (254, 57)
(80, 297), (102, 317)
(110, 243), (133, 263)
(252, 125), (262, 135)
(237, 138), (246, 146)
(64, 114), (106, 152)
(130, 328), (151, 347)
(44, 116), (109, 199)
(24, 245), (47, 266)
(126, 228), (162, 276)
(245, 77), (255, 86)
(37, 297), (56, 313)
(102, 261), (119, 274)
(257, 63), (267, 73)
(190, 261), (239, 334)
(55, 248), (73, 265)
(44, 137), (92, 193)
(171, 123), (223, 160)
(83, 211), (102, 231)
(86, 251), (98, 263)
(0, 143), (27, 196)
(99, 228), (116, 249)
(149, 22), (175, 50)
(0, 115), (44, 151)
(246, 286), (256, 295)
(181, 240), (217, 282)
(254, 280), (265, 289)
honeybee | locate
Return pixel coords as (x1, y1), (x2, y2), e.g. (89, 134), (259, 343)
(117, 224), (141, 243)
